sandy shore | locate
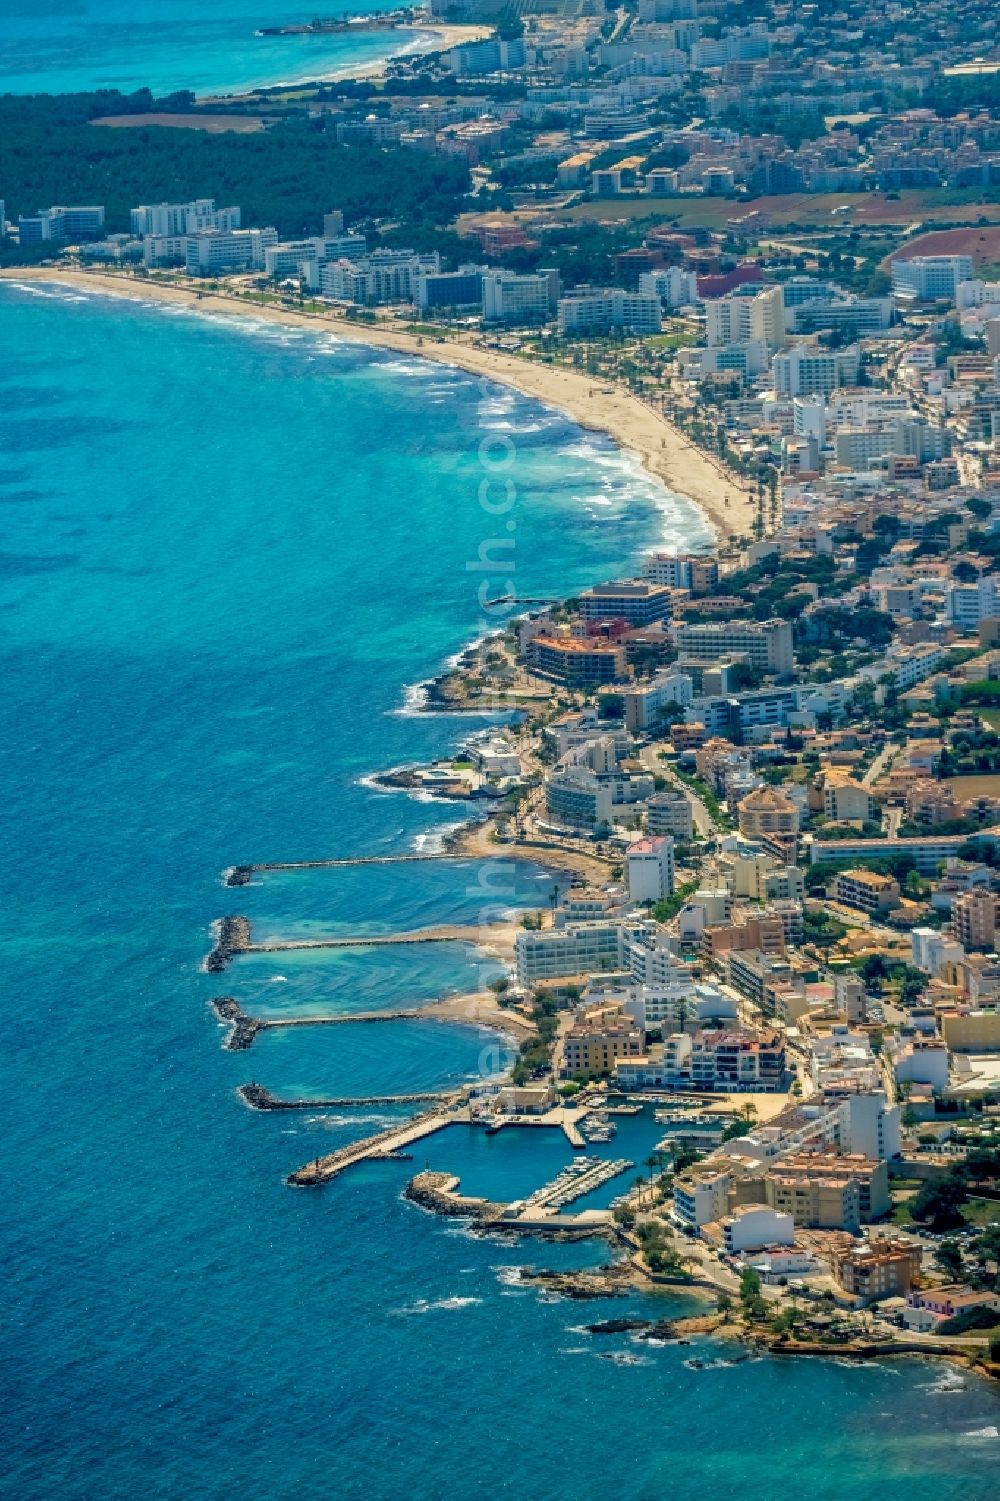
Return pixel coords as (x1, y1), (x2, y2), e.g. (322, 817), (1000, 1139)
(203, 23), (496, 93)
(0, 266), (756, 540)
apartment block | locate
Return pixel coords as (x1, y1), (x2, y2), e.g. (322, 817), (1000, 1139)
(674, 618), (794, 673)
(527, 635), (627, 687)
(833, 1238), (922, 1303)
(834, 868), (901, 916)
(764, 1152), (890, 1231)
(481, 268), (559, 324)
(951, 888), (1000, 951)
(514, 922), (626, 986)
(577, 579), (674, 626)
(557, 287), (662, 336)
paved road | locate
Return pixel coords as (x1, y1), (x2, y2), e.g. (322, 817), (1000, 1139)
(863, 742), (897, 787)
(640, 743), (715, 838)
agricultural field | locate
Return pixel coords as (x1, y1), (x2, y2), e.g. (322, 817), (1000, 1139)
(562, 190), (1000, 232)
(888, 223), (1000, 268)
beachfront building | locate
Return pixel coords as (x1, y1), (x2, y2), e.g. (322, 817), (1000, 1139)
(689, 1027), (787, 1092)
(18, 204), (105, 242)
(319, 250), (440, 305)
(184, 227), (278, 275)
(544, 741), (653, 833)
(563, 1012), (644, 1077)
(514, 921), (626, 986)
(556, 287), (662, 337)
(527, 634), (627, 687)
(264, 234), (366, 281)
(545, 763), (615, 831)
(833, 1238), (922, 1303)
(415, 264), (486, 310)
(674, 618), (794, 674)
(481, 268), (560, 325)
(626, 836), (675, 902)
(672, 1165), (734, 1229)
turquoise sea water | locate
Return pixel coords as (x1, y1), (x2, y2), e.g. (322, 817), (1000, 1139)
(1, 280), (998, 1499)
(0, 0), (429, 97)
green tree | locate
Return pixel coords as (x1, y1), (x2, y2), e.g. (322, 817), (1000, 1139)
(936, 1238), (965, 1280)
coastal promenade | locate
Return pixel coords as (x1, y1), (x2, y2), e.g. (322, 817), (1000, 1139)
(0, 268), (753, 543)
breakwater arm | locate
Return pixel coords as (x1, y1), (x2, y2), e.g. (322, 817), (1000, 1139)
(286, 1109), (458, 1186)
(206, 917), (494, 970)
(226, 853), (470, 886)
(238, 1083), (456, 1111)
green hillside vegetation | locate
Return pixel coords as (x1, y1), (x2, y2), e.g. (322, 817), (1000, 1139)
(0, 89), (470, 246)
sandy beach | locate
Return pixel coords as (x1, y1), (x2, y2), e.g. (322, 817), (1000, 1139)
(200, 23), (496, 95)
(1, 266), (757, 540)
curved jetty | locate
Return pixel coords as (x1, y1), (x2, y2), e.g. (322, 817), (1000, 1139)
(211, 996), (264, 1050)
(405, 1170), (614, 1234)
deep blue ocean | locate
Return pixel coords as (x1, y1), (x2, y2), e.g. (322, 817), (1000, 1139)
(1, 280), (997, 1498)
(0, 0), (437, 97)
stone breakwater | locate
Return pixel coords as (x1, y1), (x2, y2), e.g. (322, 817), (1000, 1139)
(225, 853), (470, 886)
(403, 1171), (613, 1240)
(212, 997), (450, 1051)
(211, 996), (264, 1050)
(206, 915), (251, 972)
(206, 914), (491, 969)
(238, 1083), (453, 1111)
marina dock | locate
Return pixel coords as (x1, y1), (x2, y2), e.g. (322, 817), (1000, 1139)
(405, 1171), (614, 1232)
(520, 1157), (634, 1213)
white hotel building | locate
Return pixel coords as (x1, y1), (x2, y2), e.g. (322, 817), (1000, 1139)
(557, 288), (662, 336)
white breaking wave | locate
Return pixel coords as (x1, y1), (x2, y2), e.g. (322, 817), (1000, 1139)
(411, 822), (466, 855)
(393, 1296), (483, 1315)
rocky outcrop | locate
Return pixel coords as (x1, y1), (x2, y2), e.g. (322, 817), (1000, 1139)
(517, 1264), (633, 1300)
